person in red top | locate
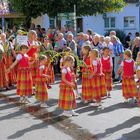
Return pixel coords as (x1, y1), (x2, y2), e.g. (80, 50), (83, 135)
(118, 49), (137, 102)
(81, 45), (92, 104)
(89, 49), (107, 106)
(35, 55), (50, 108)
(1, 33), (16, 87)
(7, 45), (33, 103)
(27, 30), (39, 85)
(59, 55), (78, 117)
(45, 53), (55, 89)
(101, 47), (113, 97)
(0, 43), (9, 90)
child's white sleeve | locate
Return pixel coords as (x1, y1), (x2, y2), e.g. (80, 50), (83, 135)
(92, 60), (97, 66)
(62, 68), (67, 74)
(120, 61), (124, 67)
(39, 65), (45, 70)
(137, 66), (140, 70)
(16, 54), (22, 61)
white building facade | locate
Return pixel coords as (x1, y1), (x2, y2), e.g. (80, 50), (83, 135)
(32, 3), (140, 35)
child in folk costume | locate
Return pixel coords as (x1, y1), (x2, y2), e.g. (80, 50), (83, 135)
(81, 45), (92, 103)
(7, 45), (33, 103)
(101, 47), (113, 97)
(0, 43), (9, 90)
(89, 49), (107, 106)
(1, 33), (16, 86)
(118, 49), (137, 102)
(35, 55), (50, 108)
(45, 53), (55, 89)
(60, 48), (79, 97)
(59, 56), (78, 117)
(136, 52), (140, 87)
(60, 47), (72, 69)
(135, 52), (140, 106)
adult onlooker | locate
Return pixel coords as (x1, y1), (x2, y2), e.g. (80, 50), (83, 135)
(86, 29), (93, 42)
(110, 30), (116, 36)
(12, 25), (18, 38)
(54, 33), (66, 52)
(6, 29), (13, 40)
(91, 34), (100, 50)
(82, 34), (91, 48)
(99, 35), (106, 48)
(135, 32), (140, 37)
(109, 30), (120, 43)
(104, 36), (115, 78)
(132, 37), (140, 61)
(47, 28), (54, 40)
(67, 33), (76, 54)
(41, 28), (46, 38)
(35, 27), (43, 42)
(77, 32), (84, 57)
(43, 36), (53, 51)
(104, 36), (114, 58)
(124, 32), (132, 50)
(29, 23), (35, 30)
(111, 35), (124, 81)
(92, 34), (104, 54)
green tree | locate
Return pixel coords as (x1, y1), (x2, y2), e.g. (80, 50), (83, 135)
(8, 0), (126, 18)
(8, 0), (126, 27)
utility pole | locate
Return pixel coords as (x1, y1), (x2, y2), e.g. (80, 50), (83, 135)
(73, 4), (77, 37)
(0, 0), (5, 32)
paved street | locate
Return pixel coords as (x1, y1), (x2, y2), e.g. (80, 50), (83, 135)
(0, 77), (140, 140)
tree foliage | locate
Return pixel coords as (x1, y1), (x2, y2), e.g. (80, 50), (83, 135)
(8, 0), (126, 18)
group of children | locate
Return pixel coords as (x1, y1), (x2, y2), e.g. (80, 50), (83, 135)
(58, 45), (140, 117)
(5, 38), (140, 117)
(82, 46), (140, 105)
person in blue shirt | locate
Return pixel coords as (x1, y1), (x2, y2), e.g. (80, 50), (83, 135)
(111, 35), (124, 81)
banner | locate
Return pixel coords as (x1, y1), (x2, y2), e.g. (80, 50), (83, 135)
(16, 35), (28, 46)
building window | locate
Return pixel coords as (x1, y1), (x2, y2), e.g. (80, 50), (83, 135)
(124, 16), (135, 28)
(49, 19), (55, 28)
(104, 17), (115, 29)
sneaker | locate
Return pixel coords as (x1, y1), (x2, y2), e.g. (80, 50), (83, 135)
(94, 102), (101, 106)
(124, 99), (128, 103)
(62, 111), (72, 117)
(5, 87), (11, 90)
(89, 102), (99, 106)
(24, 97), (31, 104)
(113, 79), (119, 82)
(70, 110), (79, 116)
(107, 93), (111, 98)
(19, 96), (25, 103)
(82, 100), (89, 104)
(40, 103), (49, 108)
(47, 85), (52, 89)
